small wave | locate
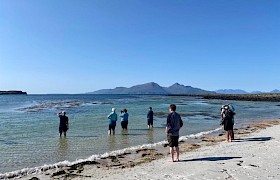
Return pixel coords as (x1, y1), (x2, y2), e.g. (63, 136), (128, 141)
(0, 128), (222, 179)
(180, 127), (222, 141)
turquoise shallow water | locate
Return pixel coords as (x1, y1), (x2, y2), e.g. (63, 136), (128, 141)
(0, 94), (280, 174)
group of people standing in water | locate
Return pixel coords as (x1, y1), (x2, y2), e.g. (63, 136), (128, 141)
(57, 103), (234, 162)
(107, 106), (154, 135)
(107, 104), (183, 162)
(107, 108), (130, 135)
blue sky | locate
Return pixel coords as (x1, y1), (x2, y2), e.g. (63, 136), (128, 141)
(0, 0), (279, 94)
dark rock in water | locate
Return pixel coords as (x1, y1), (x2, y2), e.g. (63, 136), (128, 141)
(154, 111), (217, 119)
(69, 161), (99, 170)
(154, 112), (168, 118)
(0, 90), (27, 95)
(29, 177), (40, 180)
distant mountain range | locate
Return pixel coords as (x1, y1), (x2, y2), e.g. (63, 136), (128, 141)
(215, 89), (249, 94)
(215, 89), (280, 94)
(88, 83), (280, 95)
(88, 82), (215, 95)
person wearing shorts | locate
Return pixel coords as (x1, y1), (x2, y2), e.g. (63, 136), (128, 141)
(166, 104), (183, 162)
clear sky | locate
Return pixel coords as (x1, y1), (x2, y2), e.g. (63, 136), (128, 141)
(0, 0), (279, 94)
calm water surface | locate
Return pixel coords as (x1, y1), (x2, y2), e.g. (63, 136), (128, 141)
(0, 94), (279, 174)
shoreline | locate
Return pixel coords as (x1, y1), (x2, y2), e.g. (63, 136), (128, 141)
(13, 119), (280, 180)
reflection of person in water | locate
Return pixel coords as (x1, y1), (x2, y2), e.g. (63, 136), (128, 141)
(120, 131), (129, 147)
(108, 135), (117, 151)
(57, 111), (69, 137)
(147, 128), (154, 144)
(58, 138), (69, 160)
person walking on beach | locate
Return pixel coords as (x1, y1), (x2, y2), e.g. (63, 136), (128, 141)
(107, 108), (118, 135)
(221, 105), (235, 142)
(147, 107), (154, 128)
(166, 104), (183, 162)
(120, 109), (129, 130)
(57, 111), (69, 137)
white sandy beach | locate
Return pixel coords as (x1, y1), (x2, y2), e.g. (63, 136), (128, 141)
(16, 120), (280, 180)
(72, 123), (280, 180)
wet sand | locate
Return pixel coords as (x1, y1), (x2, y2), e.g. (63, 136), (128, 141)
(19, 119), (280, 180)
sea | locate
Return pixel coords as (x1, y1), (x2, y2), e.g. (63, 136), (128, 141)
(0, 94), (280, 177)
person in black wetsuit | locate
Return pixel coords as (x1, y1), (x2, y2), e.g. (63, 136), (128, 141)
(147, 107), (154, 128)
(58, 111), (69, 137)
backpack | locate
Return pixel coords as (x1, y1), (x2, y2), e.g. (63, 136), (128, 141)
(220, 105), (234, 125)
(224, 108), (233, 120)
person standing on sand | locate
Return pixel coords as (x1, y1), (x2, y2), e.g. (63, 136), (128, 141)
(107, 108), (118, 135)
(120, 109), (129, 130)
(228, 103), (236, 140)
(166, 104), (183, 162)
(57, 111), (69, 137)
(222, 105), (235, 142)
(147, 107), (154, 128)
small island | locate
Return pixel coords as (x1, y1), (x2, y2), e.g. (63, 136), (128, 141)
(0, 90), (27, 95)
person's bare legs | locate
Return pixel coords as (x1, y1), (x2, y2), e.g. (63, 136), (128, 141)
(228, 130), (232, 142)
(226, 131), (231, 142)
(169, 147), (174, 162)
(175, 146), (179, 161)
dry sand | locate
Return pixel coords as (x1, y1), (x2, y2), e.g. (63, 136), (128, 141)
(20, 120), (280, 180)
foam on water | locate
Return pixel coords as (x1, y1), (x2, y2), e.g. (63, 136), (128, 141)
(1, 94), (280, 178)
(0, 127), (221, 179)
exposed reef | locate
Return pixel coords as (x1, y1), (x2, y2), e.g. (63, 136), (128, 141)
(170, 94), (280, 102)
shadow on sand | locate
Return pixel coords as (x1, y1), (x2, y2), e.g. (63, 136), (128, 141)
(180, 156), (242, 162)
(233, 137), (272, 142)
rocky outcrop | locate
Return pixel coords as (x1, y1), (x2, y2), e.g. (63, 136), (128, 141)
(0, 91), (27, 95)
(178, 94), (280, 102)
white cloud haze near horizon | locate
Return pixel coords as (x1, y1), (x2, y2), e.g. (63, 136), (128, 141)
(0, 0), (279, 94)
